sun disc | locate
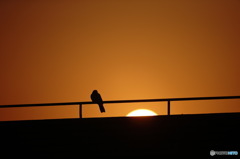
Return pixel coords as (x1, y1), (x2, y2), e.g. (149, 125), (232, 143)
(127, 109), (157, 117)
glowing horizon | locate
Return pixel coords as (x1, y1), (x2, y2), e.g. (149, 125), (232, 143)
(0, 0), (240, 121)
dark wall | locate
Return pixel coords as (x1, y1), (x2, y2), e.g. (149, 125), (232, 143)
(0, 113), (239, 158)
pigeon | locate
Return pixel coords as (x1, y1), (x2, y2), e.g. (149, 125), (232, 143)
(91, 90), (105, 113)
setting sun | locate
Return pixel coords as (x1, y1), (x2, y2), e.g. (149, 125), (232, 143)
(127, 109), (157, 117)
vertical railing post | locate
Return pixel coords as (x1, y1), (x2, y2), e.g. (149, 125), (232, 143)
(79, 104), (82, 119)
(167, 100), (170, 116)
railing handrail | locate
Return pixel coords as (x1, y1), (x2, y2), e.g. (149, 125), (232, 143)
(1, 95), (240, 118)
(0, 95), (240, 108)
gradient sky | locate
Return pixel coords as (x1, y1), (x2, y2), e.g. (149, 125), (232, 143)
(0, 0), (240, 121)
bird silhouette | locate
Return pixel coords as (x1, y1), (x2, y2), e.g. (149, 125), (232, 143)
(91, 90), (105, 113)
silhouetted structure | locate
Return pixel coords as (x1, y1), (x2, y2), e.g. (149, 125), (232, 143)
(0, 95), (240, 157)
(91, 90), (105, 113)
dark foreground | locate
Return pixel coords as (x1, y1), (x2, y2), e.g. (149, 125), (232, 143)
(0, 113), (239, 158)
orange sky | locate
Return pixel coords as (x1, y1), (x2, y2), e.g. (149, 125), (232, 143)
(0, 0), (240, 121)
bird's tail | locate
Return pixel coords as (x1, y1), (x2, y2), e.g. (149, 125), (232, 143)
(99, 103), (105, 113)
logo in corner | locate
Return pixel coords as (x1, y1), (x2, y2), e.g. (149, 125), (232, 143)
(210, 150), (215, 156)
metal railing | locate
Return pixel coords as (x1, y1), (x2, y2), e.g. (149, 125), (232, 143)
(0, 96), (240, 119)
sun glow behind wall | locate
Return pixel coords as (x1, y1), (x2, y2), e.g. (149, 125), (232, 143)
(127, 109), (157, 117)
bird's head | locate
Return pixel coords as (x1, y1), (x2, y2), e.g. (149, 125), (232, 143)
(93, 90), (98, 93)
